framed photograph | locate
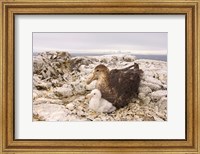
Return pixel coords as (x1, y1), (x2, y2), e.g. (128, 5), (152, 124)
(1, 0), (200, 153)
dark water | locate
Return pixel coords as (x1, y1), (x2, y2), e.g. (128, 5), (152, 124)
(135, 54), (167, 61)
(71, 53), (167, 61)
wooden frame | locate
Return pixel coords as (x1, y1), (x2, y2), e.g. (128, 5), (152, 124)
(0, 0), (199, 153)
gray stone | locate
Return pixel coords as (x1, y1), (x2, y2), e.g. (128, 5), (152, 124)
(151, 90), (167, 101)
(66, 103), (75, 110)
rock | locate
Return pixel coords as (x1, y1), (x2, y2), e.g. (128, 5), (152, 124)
(33, 97), (48, 105)
(157, 96), (167, 110)
(140, 80), (161, 91)
(63, 73), (73, 82)
(65, 115), (78, 121)
(52, 79), (62, 87)
(35, 82), (52, 90)
(66, 103), (74, 110)
(142, 70), (156, 78)
(73, 82), (86, 94)
(77, 106), (83, 111)
(77, 110), (84, 116)
(70, 57), (93, 71)
(134, 115), (143, 121)
(151, 90), (167, 101)
(144, 76), (163, 86)
(158, 73), (167, 83)
(93, 118), (102, 121)
(154, 116), (164, 121)
(154, 106), (159, 113)
(156, 111), (166, 120)
(139, 86), (152, 95)
(34, 98), (63, 105)
(54, 85), (73, 97)
(138, 93), (146, 100)
(33, 90), (48, 100)
(143, 96), (151, 104)
(33, 75), (52, 90)
(33, 103), (68, 121)
(78, 65), (92, 74)
(33, 51), (71, 80)
(123, 54), (136, 62)
(47, 91), (58, 99)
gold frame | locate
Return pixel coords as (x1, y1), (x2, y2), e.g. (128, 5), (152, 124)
(0, 0), (199, 153)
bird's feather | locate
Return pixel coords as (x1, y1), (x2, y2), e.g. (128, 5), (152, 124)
(91, 63), (143, 109)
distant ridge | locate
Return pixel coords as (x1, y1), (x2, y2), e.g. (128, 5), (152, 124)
(33, 51), (167, 62)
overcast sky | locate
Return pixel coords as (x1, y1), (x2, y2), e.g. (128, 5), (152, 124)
(33, 32), (167, 55)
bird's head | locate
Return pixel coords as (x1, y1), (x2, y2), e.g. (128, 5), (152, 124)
(85, 89), (102, 99)
(86, 64), (109, 84)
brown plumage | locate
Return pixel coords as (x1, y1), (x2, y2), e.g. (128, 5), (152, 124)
(87, 63), (143, 109)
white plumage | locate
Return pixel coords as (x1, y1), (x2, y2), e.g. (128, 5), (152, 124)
(86, 89), (116, 113)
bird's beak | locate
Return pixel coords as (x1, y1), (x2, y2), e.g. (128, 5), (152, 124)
(85, 93), (92, 99)
(86, 72), (97, 84)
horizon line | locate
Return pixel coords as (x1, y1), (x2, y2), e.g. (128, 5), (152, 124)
(33, 49), (167, 55)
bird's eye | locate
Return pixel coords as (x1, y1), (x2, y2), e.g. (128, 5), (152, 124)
(96, 69), (99, 72)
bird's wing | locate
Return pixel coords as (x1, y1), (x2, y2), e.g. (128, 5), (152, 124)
(109, 63), (142, 88)
(104, 63), (143, 108)
(109, 64), (143, 103)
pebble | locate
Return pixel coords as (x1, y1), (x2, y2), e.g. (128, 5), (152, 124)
(66, 103), (75, 110)
(151, 90), (167, 101)
(54, 86), (73, 97)
(139, 86), (152, 95)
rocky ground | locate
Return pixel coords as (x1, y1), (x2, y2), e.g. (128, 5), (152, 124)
(33, 51), (167, 121)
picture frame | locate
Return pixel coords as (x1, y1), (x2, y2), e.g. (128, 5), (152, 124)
(0, 0), (199, 153)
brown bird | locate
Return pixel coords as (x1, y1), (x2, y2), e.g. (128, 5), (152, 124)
(87, 63), (143, 109)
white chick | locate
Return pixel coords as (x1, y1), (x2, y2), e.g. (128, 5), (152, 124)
(86, 89), (116, 113)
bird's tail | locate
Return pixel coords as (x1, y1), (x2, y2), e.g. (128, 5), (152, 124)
(120, 63), (136, 71)
(123, 63), (140, 70)
(133, 63), (144, 75)
(133, 63), (139, 69)
(121, 63), (143, 75)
